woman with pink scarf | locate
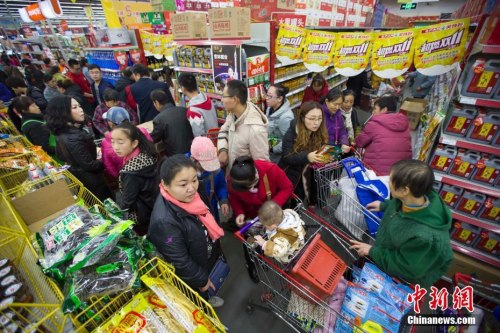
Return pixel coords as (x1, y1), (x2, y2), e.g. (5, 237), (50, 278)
(147, 155), (225, 308)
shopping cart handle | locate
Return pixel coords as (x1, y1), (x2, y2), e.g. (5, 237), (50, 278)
(239, 217), (260, 234)
(340, 157), (366, 178)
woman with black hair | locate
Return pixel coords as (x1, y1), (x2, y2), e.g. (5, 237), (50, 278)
(45, 95), (112, 201)
(227, 155), (293, 282)
(111, 121), (158, 235)
(148, 155), (225, 307)
(56, 79), (94, 117)
(341, 89), (360, 145)
(265, 83), (294, 162)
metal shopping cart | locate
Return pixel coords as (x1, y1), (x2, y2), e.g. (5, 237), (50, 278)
(234, 200), (419, 333)
(313, 155), (384, 242)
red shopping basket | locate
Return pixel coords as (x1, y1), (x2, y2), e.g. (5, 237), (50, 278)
(290, 233), (347, 300)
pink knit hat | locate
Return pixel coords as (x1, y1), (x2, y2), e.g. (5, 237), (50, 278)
(191, 137), (220, 172)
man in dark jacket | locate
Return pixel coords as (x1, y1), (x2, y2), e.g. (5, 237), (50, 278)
(5, 76), (47, 112)
(150, 89), (194, 156)
(88, 64), (114, 105)
(346, 70), (372, 107)
(125, 64), (174, 123)
(21, 59), (45, 91)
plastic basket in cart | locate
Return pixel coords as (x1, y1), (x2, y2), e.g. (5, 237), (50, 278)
(290, 233), (347, 301)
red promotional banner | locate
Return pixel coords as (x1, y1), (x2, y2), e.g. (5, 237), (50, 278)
(271, 14), (307, 28)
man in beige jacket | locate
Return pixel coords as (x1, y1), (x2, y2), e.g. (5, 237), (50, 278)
(217, 80), (270, 172)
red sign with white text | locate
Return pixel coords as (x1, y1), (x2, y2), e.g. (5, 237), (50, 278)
(247, 54), (270, 79)
(272, 14), (307, 28)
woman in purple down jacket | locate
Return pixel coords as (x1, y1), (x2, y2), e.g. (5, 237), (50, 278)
(355, 95), (412, 175)
(321, 89), (351, 154)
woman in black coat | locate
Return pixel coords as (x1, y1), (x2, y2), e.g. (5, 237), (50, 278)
(45, 95), (112, 202)
(148, 155), (225, 307)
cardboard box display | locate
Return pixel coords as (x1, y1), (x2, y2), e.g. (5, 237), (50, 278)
(171, 12), (208, 40)
(10, 179), (77, 233)
(475, 231), (500, 256)
(399, 98), (428, 130)
(208, 7), (250, 39)
(446, 251), (499, 285)
(450, 221), (481, 246)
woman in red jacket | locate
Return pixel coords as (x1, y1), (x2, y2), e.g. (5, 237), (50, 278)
(355, 95), (412, 175)
(228, 155), (293, 282)
(302, 74), (329, 104)
(228, 156), (294, 227)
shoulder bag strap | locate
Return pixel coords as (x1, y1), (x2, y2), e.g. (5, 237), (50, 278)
(263, 174), (272, 201)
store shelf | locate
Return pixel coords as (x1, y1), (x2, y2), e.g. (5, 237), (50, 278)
(325, 72), (341, 81)
(328, 77), (348, 90)
(434, 172), (500, 198)
(100, 68), (121, 73)
(479, 44), (500, 54)
(20, 51), (44, 55)
(84, 46), (136, 51)
(286, 85), (308, 98)
(451, 240), (500, 268)
(274, 70), (311, 84)
(451, 209), (500, 233)
(153, 68), (164, 72)
(439, 133), (500, 155)
(458, 94), (500, 108)
(174, 66), (213, 74)
(175, 39), (249, 46)
(275, 59), (304, 69)
(290, 101), (302, 109)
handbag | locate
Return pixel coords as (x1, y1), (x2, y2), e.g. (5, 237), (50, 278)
(207, 256), (230, 298)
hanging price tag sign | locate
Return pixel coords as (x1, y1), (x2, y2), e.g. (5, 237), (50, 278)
(414, 18), (469, 76)
(275, 24), (306, 65)
(302, 30), (336, 72)
(372, 28), (416, 79)
(333, 32), (373, 77)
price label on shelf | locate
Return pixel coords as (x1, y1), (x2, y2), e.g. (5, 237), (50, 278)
(441, 135), (457, 146)
(460, 96), (477, 105)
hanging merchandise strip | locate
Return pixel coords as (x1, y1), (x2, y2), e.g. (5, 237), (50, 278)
(275, 24), (307, 65)
(371, 28), (416, 79)
(302, 30), (336, 73)
(414, 18), (470, 76)
(333, 32), (373, 77)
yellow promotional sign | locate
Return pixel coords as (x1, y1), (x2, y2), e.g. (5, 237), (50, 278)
(303, 30), (335, 72)
(414, 18), (469, 76)
(275, 24), (306, 65)
(333, 32), (373, 77)
(372, 28), (416, 79)
(101, 0), (121, 28)
(102, 0), (153, 29)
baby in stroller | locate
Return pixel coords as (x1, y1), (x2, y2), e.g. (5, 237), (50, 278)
(254, 201), (306, 264)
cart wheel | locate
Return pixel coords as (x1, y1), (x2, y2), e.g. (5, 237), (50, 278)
(246, 304), (254, 314)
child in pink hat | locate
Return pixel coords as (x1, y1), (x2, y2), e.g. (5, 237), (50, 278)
(189, 136), (229, 224)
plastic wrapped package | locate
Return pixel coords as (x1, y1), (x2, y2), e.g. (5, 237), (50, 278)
(62, 240), (143, 313)
(33, 204), (112, 275)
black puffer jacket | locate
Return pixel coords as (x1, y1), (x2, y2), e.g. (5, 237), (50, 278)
(56, 126), (112, 201)
(148, 193), (218, 290)
(151, 104), (194, 156)
(20, 113), (55, 155)
(119, 152), (158, 228)
(278, 119), (310, 188)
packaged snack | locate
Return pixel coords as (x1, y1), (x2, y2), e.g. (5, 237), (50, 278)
(62, 242), (142, 313)
(33, 204), (112, 276)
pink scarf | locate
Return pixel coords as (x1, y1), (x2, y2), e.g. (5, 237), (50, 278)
(124, 147), (140, 164)
(159, 185), (224, 241)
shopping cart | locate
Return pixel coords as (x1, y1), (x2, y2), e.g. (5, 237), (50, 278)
(313, 154), (383, 242)
(234, 200), (419, 333)
(452, 273), (500, 333)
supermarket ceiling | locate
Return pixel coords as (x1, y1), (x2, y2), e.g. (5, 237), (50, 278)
(0, 0), (140, 27)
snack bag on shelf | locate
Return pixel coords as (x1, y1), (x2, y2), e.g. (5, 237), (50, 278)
(62, 239), (143, 313)
(32, 204), (112, 280)
(141, 276), (218, 333)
